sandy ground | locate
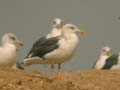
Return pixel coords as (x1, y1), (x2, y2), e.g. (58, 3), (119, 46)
(0, 69), (120, 90)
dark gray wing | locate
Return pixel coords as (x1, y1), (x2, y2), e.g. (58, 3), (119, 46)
(102, 54), (118, 69)
(26, 36), (47, 58)
(26, 36), (60, 59)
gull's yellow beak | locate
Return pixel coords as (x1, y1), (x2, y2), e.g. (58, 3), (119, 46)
(76, 29), (86, 35)
(16, 40), (24, 46)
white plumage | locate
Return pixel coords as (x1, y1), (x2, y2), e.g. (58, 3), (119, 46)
(0, 33), (23, 67)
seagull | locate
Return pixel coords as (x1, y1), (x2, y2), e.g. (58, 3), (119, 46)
(94, 46), (111, 70)
(25, 18), (63, 71)
(23, 24), (85, 74)
(0, 33), (23, 68)
(102, 53), (120, 70)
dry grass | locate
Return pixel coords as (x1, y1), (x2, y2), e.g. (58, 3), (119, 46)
(0, 68), (120, 90)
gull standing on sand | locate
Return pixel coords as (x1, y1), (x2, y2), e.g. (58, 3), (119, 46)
(94, 46), (111, 69)
(25, 18), (63, 71)
(23, 24), (85, 73)
(0, 33), (23, 67)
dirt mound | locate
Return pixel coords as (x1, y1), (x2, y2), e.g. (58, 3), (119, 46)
(0, 69), (120, 90)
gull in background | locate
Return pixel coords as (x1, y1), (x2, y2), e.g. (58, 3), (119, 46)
(94, 46), (111, 69)
(94, 46), (120, 70)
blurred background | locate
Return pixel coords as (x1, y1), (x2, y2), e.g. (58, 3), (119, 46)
(0, 0), (120, 72)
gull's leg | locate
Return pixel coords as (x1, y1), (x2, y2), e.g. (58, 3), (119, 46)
(58, 64), (61, 71)
(51, 64), (55, 73)
(58, 64), (62, 78)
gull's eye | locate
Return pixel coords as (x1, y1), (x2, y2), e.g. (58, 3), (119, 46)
(102, 49), (106, 52)
(69, 26), (75, 30)
(10, 36), (16, 40)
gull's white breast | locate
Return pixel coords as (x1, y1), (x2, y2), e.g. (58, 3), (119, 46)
(0, 44), (16, 67)
(44, 34), (79, 64)
(95, 55), (109, 70)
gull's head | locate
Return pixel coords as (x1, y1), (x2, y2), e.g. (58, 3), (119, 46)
(101, 46), (111, 56)
(53, 18), (63, 29)
(62, 24), (85, 35)
(1, 33), (23, 46)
